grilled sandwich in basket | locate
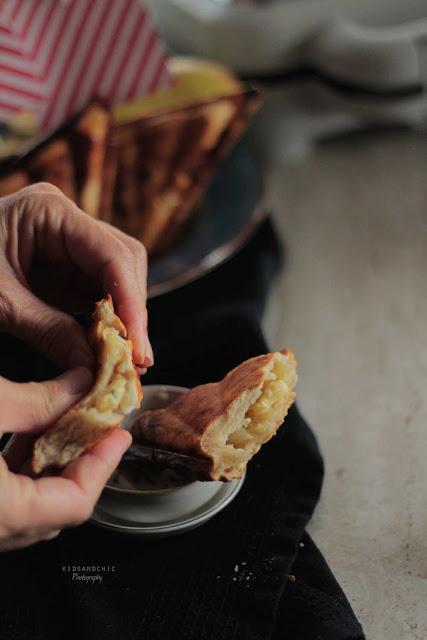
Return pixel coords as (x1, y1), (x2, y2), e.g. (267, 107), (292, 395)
(0, 58), (261, 257)
(0, 101), (110, 219)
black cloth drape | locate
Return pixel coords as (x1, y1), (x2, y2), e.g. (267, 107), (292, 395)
(0, 219), (364, 640)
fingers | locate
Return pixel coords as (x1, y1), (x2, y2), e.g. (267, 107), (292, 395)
(55, 199), (150, 365)
(0, 277), (94, 370)
(61, 428), (132, 501)
(4, 429), (131, 533)
(98, 222), (153, 366)
(2, 185), (152, 368)
(0, 367), (93, 434)
(0, 455), (60, 551)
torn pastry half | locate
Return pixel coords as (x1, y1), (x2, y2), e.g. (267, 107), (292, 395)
(132, 349), (297, 481)
(32, 296), (142, 474)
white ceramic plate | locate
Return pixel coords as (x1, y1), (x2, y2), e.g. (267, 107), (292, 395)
(90, 385), (245, 537)
(91, 477), (244, 537)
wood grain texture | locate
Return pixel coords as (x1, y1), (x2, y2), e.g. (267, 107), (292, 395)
(263, 130), (427, 640)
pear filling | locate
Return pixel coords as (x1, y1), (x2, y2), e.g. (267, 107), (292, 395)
(79, 329), (137, 426)
(204, 355), (296, 478)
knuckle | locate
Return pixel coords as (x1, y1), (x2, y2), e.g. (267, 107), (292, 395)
(16, 189), (72, 224)
(0, 288), (15, 329)
(35, 315), (68, 361)
(128, 236), (147, 259)
(12, 183), (40, 197)
(38, 191), (68, 213)
(31, 189), (74, 217)
(45, 377), (63, 399)
(12, 183), (62, 204)
(0, 279), (27, 335)
(118, 243), (134, 267)
(29, 182), (63, 196)
(135, 241), (147, 264)
(26, 381), (55, 424)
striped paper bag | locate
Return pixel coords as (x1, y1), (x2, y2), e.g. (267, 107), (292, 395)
(0, 0), (170, 131)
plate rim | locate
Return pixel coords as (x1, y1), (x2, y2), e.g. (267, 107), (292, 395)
(147, 143), (266, 298)
(91, 474), (245, 535)
(147, 205), (266, 298)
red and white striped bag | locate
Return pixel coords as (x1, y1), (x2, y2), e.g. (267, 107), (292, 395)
(0, 0), (170, 131)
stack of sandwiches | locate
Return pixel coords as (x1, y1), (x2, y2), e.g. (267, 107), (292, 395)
(0, 58), (260, 256)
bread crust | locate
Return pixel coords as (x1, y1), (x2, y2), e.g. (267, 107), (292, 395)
(132, 349), (296, 480)
(32, 296), (142, 474)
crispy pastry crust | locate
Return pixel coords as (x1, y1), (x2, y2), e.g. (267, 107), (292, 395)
(32, 296), (142, 474)
(132, 348), (297, 481)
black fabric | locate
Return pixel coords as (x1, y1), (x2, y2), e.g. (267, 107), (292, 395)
(273, 532), (365, 640)
(0, 219), (364, 640)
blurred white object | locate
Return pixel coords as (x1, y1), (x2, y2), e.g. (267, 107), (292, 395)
(149, 1), (427, 73)
(147, 0), (427, 161)
(149, 0), (327, 73)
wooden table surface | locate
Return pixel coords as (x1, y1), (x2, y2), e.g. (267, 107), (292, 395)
(263, 130), (427, 640)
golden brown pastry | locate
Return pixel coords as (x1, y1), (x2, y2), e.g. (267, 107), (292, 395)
(32, 296), (142, 474)
(132, 349), (297, 481)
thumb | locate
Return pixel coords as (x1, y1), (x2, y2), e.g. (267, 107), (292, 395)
(3, 281), (93, 370)
(0, 367), (93, 434)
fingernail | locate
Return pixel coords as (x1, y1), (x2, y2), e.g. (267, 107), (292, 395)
(68, 346), (94, 370)
(134, 364), (147, 374)
(144, 338), (154, 367)
(59, 367), (93, 396)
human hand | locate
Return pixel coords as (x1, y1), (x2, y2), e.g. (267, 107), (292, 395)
(0, 182), (152, 369)
(0, 183), (149, 549)
(0, 410), (131, 551)
(0, 356), (132, 551)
